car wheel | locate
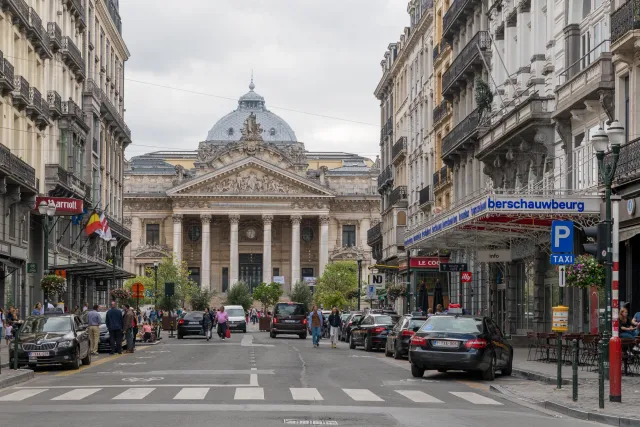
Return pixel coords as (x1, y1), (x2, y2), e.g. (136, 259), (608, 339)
(299, 333), (307, 339)
(349, 335), (356, 349)
(82, 350), (92, 366)
(70, 349), (81, 370)
(502, 352), (513, 376)
(384, 341), (392, 357)
(364, 335), (373, 352)
(393, 342), (403, 360)
(270, 331), (276, 338)
(243, 329), (247, 333)
(411, 363), (425, 378)
(177, 333), (183, 340)
(482, 353), (496, 381)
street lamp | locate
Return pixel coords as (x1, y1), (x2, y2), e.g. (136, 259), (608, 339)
(356, 254), (363, 311)
(38, 200), (56, 304)
(153, 261), (159, 309)
(590, 119), (624, 402)
(109, 238), (117, 293)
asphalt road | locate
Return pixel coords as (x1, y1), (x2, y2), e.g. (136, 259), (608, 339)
(0, 327), (606, 427)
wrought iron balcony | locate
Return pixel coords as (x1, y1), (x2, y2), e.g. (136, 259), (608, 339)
(388, 185), (408, 206)
(27, 7), (52, 59)
(442, 31), (490, 98)
(433, 171), (439, 187)
(419, 185), (431, 207)
(610, 137), (640, 186)
(98, 87), (132, 141)
(64, 0), (86, 31)
(0, 142), (36, 190)
(380, 117), (393, 139)
(443, 0), (481, 40)
(377, 164), (393, 190)
(433, 39), (450, 62)
(434, 166), (450, 190)
(433, 99), (450, 125)
(392, 136), (407, 163)
(105, 0), (123, 35)
(0, 52), (15, 96)
(47, 22), (62, 52)
(45, 164), (92, 201)
(27, 87), (49, 130)
(367, 222), (382, 245)
(11, 75), (30, 110)
(61, 37), (86, 81)
(442, 108), (480, 158)
(47, 90), (62, 119)
(611, 0), (640, 46)
(5, 0), (29, 31)
(62, 99), (88, 131)
(106, 213), (131, 242)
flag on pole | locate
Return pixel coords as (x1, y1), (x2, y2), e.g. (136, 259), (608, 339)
(96, 213), (113, 241)
(85, 212), (101, 235)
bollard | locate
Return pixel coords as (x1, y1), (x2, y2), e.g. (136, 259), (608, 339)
(12, 326), (19, 370)
(557, 332), (563, 389)
(609, 336), (622, 402)
(598, 339), (605, 409)
(572, 339), (578, 402)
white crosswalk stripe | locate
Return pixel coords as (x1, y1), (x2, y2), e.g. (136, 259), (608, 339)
(342, 389), (384, 402)
(234, 387), (264, 400)
(450, 392), (502, 405)
(1, 389), (48, 401)
(174, 388), (210, 400)
(290, 388), (323, 401)
(51, 388), (101, 401)
(395, 390), (443, 403)
(113, 388), (155, 400)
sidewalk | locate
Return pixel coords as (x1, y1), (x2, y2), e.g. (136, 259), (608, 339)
(502, 348), (640, 425)
(1, 344), (9, 369)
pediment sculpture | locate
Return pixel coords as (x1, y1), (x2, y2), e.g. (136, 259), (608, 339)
(196, 170), (303, 195)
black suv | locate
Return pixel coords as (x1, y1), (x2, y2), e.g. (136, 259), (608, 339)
(270, 302), (307, 339)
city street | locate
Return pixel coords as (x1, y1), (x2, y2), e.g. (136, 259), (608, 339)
(0, 328), (606, 427)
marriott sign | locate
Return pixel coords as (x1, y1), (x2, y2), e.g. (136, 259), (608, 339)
(34, 197), (84, 216)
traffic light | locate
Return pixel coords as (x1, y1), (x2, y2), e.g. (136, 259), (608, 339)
(582, 222), (608, 263)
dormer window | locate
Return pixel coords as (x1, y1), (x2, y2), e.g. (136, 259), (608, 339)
(270, 128), (276, 136)
(228, 128), (234, 136)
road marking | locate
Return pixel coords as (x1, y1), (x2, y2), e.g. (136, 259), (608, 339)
(173, 387), (209, 400)
(450, 391), (502, 405)
(113, 388), (155, 400)
(55, 353), (125, 377)
(122, 377), (164, 383)
(342, 389), (384, 402)
(290, 388), (323, 401)
(116, 362), (146, 366)
(1, 389), (48, 401)
(249, 373), (259, 386)
(51, 388), (101, 401)
(234, 387), (264, 400)
(395, 390), (443, 403)
(241, 335), (253, 347)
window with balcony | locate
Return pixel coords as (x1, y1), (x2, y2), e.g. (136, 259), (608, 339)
(146, 224), (160, 246)
(342, 225), (356, 247)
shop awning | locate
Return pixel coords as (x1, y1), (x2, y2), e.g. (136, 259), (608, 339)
(620, 224), (640, 242)
(52, 262), (135, 279)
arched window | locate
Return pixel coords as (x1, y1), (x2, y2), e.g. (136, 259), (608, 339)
(397, 211), (407, 226)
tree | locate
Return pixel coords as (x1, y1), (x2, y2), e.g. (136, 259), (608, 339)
(225, 281), (253, 311)
(289, 281), (313, 311)
(189, 287), (216, 311)
(314, 261), (358, 309)
(253, 282), (283, 314)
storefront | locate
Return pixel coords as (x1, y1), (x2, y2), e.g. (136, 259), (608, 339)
(399, 256), (450, 313)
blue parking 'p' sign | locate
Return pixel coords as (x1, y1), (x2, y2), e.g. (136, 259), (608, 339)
(551, 220), (574, 253)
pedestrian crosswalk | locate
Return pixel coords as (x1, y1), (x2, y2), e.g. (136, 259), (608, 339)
(0, 387), (504, 406)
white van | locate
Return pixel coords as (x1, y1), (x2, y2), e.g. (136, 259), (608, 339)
(224, 305), (247, 333)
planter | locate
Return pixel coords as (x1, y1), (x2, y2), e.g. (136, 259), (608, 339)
(259, 316), (272, 332)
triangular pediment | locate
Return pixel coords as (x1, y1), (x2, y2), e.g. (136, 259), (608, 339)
(168, 157), (334, 198)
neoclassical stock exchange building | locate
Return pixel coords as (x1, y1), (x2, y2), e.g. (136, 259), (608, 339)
(123, 82), (380, 293)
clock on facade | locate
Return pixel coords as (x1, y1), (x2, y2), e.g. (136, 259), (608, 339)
(302, 227), (314, 243)
(188, 225), (201, 242)
(246, 227), (257, 240)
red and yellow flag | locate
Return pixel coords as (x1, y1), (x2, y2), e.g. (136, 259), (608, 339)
(85, 212), (102, 235)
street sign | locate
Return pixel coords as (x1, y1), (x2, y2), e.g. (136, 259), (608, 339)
(144, 290), (154, 297)
(439, 263), (468, 272)
(477, 249), (513, 262)
(369, 273), (385, 288)
(550, 254), (574, 265)
(366, 284), (376, 300)
(559, 266), (566, 287)
(27, 263), (37, 273)
(551, 220), (574, 253)
(132, 282), (145, 294)
(461, 272), (472, 283)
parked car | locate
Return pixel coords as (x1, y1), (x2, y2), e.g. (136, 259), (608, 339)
(9, 313), (91, 370)
(177, 311), (205, 339)
(408, 315), (513, 381)
(81, 310), (126, 352)
(225, 305), (247, 333)
(349, 313), (395, 351)
(338, 313), (351, 340)
(270, 302), (307, 339)
(385, 315), (427, 359)
(340, 312), (363, 342)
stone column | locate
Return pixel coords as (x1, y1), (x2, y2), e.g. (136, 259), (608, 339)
(200, 215), (211, 291)
(290, 215), (302, 285)
(319, 216), (330, 276)
(262, 215), (273, 284)
(229, 214), (240, 287)
(172, 214), (183, 263)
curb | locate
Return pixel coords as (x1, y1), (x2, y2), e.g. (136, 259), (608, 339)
(490, 384), (640, 426)
(512, 367), (571, 385)
(0, 369), (34, 390)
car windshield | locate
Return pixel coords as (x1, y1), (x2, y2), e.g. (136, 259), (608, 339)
(275, 304), (306, 316)
(373, 315), (393, 324)
(226, 309), (245, 317)
(21, 316), (73, 333)
(341, 314), (350, 320)
(421, 317), (483, 333)
(350, 314), (362, 323)
(184, 312), (204, 321)
(98, 312), (107, 324)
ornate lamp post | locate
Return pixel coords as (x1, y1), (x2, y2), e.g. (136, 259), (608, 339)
(109, 238), (117, 293)
(356, 254), (363, 311)
(38, 200), (57, 303)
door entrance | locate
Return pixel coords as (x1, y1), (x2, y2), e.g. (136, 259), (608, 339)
(239, 254), (263, 292)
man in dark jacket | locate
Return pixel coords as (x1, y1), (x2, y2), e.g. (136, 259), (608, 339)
(327, 307), (342, 349)
(105, 301), (124, 354)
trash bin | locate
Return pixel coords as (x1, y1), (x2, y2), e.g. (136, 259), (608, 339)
(259, 316), (271, 332)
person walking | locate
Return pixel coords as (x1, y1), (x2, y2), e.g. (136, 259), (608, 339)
(308, 305), (323, 348)
(123, 304), (135, 353)
(87, 304), (101, 355)
(216, 306), (229, 340)
(203, 307), (213, 341)
(327, 307), (342, 349)
(0, 308), (4, 347)
(105, 301), (124, 355)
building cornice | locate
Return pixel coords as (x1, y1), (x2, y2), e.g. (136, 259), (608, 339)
(96, 0), (130, 59)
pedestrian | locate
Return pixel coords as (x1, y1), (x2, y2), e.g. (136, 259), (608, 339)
(105, 301), (124, 354)
(73, 305), (82, 316)
(308, 305), (323, 348)
(83, 303), (89, 312)
(6, 306), (14, 324)
(87, 304), (101, 355)
(4, 322), (13, 346)
(327, 307), (341, 349)
(142, 321), (152, 342)
(32, 303), (41, 316)
(216, 306), (229, 340)
(123, 304), (135, 353)
(203, 307), (213, 341)
(0, 307), (4, 347)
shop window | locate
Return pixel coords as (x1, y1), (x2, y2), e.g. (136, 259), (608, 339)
(342, 225), (356, 247)
(146, 224), (160, 246)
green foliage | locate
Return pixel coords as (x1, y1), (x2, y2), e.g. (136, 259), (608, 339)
(314, 261), (358, 309)
(123, 275), (155, 305)
(386, 283), (407, 302)
(41, 274), (67, 296)
(189, 287), (216, 311)
(289, 281), (314, 311)
(158, 295), (178, 312)
(475, 78), (493, 119)
(225, 281), (254, 311)
(565, 254), (605, 289)
(253, 282), (283, 314)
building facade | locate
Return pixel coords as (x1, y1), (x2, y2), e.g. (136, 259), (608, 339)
(124, 82), (380, 294)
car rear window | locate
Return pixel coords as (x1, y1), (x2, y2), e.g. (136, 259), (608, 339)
(275, 303), (306, 316)
(349, 314), (362, 323)
(374, 315), (393, 324)
(227, 309), (245, 317)
(184, 312), (204, 321)
(409, 319), (426, 329)
(421, 317), (483, 333)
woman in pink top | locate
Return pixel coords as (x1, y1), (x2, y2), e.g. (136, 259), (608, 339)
(216, 306), (229, 340)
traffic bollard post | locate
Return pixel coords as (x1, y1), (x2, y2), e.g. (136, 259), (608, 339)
(572, 339), (578, 402)
(609, 336), (622, 402)
(557, 332), (563, 389)
(598, 339), (605, 409)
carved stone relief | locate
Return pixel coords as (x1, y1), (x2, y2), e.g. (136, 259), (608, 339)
(194, 170), (304, 195)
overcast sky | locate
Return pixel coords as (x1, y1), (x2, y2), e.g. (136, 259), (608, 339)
(120, 0), (408, 161)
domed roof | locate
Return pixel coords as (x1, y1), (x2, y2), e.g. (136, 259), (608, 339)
(206, 80), (297, 143)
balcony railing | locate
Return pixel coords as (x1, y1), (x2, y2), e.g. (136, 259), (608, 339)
(97, 85), (132, 140)
(433, 99), (450, 124)
(62, 99), (87, 130)
(388, 186), (408, 206)
(5, 0), (29, 30)
(442, 31), (490, 96)
(0, 143), (36, 188)
(106, 214), (131, 241)
(28, 87), (49, 129)
(392, 137), (407, 161)
(433, 39), (450, 62)
(378, 164), (393, 189)
(47, 90), (62, 119)
(61, 36), (86, 81)
(611, 0), (640, 45)
(11, 75), (30, 109)
(105, 0), (123, 35)
(610, 137), (640, 186)
(443, 0), (480, 40)
(65, 0), (86, 30)
(442, 108), (480, 158)
(46, 165), (92, 200)
(434, 166), (450, 189)
(47, 22), (62, 52)
(381, 117), (393, 140)
(433, 171), (439, 187)
(27, 7), (52, 59)
(0, 52), (15, 95)
(367, 222), (382, 245)
(419, 185), (431, 206)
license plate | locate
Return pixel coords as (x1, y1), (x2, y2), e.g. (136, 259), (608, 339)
(284, 320), (297, 323)
(28, 352), (50, 357)
(432, 340), (459, 348)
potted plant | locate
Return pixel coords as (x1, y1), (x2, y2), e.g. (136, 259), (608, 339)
(41, 274), (66, 301)
(386, 283), (407, 304)
(565, 254), (605, 289)
(110, 288), (132, 303)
